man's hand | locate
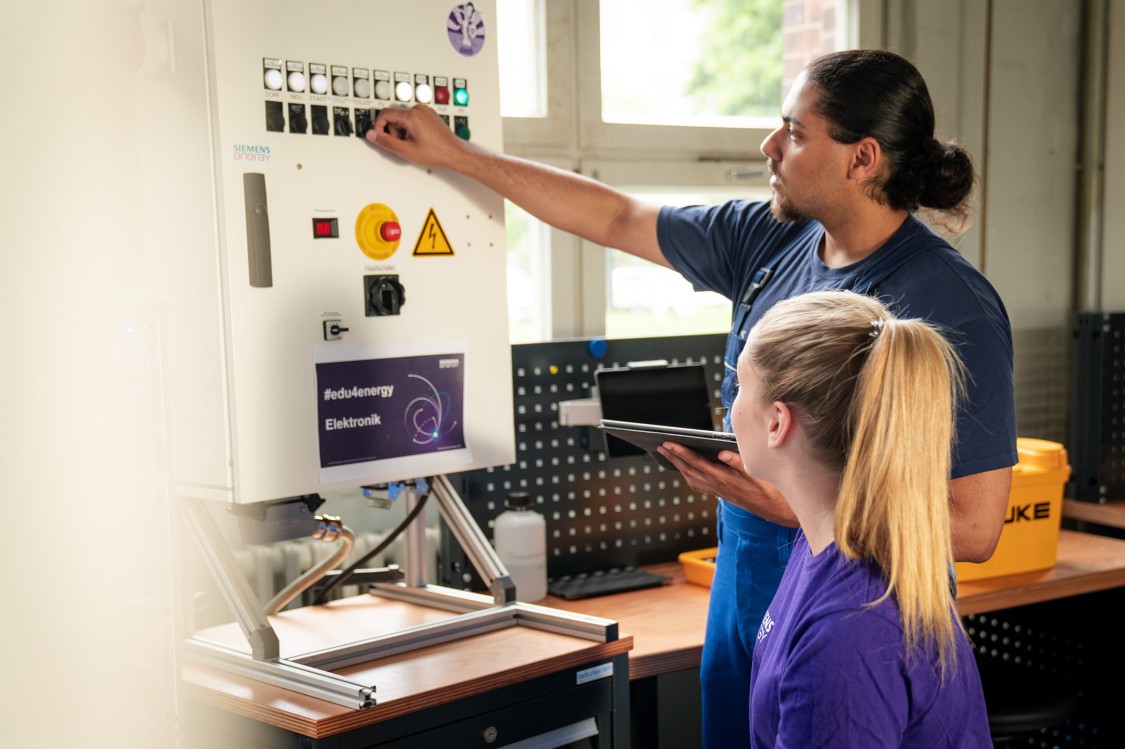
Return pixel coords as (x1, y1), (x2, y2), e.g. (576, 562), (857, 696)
(657, 442), (798, 527)
(365, 104), (469, 170)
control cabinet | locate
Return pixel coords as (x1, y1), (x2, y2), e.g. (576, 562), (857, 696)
(165, 1), (514, 503)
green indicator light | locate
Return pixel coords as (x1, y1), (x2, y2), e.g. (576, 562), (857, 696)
(453, 87), (469, 106)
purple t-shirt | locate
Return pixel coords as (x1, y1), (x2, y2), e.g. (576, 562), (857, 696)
(749, 532), (992, 748)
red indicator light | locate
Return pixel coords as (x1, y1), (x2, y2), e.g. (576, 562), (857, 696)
(312, 218), (339, 238)
(380, 221), (402, 242)
(434, 86), (450, 105)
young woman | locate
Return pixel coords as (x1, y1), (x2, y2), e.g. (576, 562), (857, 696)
(731, 289), (991, 747)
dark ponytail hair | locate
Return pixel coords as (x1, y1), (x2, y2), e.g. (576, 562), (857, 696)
(805, 49), (976, 232)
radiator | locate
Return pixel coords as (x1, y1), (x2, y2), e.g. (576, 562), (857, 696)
(191, 526), (442, 629)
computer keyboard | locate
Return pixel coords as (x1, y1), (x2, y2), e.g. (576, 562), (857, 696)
(548, 566), (671, 600)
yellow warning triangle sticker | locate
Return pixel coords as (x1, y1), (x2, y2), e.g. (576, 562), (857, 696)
(412, 208), (455, 256)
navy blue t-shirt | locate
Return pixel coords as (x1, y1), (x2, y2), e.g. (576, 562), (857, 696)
(657, 200), (1017, 480)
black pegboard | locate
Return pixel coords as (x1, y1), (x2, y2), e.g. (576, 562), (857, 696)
(1069, 312), (1125, 502)
(441, 334), (726, 588)
(965, 587), (1125, 747)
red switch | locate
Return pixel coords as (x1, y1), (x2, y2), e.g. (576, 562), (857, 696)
(434, 86), (450, 105)
(380, 221), (402, 242)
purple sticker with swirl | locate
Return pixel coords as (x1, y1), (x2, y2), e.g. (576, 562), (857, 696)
(447, 2), (486, 57)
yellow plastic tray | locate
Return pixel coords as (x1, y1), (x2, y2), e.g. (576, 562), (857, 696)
(678, 547), (718, 588)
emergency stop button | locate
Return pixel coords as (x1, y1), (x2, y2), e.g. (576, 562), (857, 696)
(355, 203), (403, 260)
(380, 221), (402, 242)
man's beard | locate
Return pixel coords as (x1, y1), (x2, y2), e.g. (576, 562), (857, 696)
(769, 191), (807, 223)
(767, 160), (807, 223)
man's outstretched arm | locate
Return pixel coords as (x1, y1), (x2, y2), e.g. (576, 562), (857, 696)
(366, 104), (668, 267)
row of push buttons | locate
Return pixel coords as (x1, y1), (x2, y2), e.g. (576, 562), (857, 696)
(265, 102), (471, 141)
(263, 59), (468, 106)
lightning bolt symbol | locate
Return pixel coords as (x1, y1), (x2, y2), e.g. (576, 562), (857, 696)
(428, 221), (437, 249)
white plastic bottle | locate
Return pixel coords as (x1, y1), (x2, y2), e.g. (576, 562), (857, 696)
(492, 491), (548, 602)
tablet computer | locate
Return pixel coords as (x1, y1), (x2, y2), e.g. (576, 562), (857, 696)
(594, 363), (715, 458)
(597, 419), (738, 471)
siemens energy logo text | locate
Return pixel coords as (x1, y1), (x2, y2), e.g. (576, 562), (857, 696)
(233, 144), (271, 161)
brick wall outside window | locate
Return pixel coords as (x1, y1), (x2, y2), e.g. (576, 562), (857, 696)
(782, 0), (836, 93)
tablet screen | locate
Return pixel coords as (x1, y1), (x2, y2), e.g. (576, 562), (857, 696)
(595, 364), (714, 457)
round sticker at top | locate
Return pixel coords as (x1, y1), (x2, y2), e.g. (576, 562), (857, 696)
(447, 3), (486, 57)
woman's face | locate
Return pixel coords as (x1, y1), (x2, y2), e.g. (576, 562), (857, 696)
(730, 343), (772, 481)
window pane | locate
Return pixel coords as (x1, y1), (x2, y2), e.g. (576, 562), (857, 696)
(607, 251), (731, 339)
(605, 190), (774, 339)
(497, 0), (547, 118)
(505, 201), (550, 343)
(599, 0), (838, 128)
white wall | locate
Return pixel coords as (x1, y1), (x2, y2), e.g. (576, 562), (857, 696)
(899, 0), (1080, 330)
(984, 0), (1081, 330)
(883, 0), (1125, 327)
(0, 2), (180, 746)
(1102, 0), (1125, 308)
(894, 0), (1081, 441)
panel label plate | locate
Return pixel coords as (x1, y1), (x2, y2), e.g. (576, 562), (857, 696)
(314, 341), (470, 482)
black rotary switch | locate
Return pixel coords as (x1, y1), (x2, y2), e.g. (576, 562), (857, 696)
(334, 107), (353, 136)
(354, 109), (373, 138)
(265, 101), (285, 132)
(288, 103), (307, 133)
(365, 275), (406, 316)
(311, 105), (329, 135)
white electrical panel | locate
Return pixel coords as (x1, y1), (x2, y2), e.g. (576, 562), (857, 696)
(168, 0), (514, 504)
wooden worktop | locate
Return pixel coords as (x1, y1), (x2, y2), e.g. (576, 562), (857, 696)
(545, 562), (707, 681)
(954, 528), (1125, 614)
(1063, 498), (1125, 529)
(184, 528), (1125, 738)
(183, 594), (632, 739)
(548, 529), (1125, 677)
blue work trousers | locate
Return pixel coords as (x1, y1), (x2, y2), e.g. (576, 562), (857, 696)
(701, 501), (797, 749)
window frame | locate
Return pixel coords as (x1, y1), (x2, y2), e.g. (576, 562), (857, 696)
(574, 0), (776, 159)
(500, 0), (874, 340)
(501, 0), (577, 150)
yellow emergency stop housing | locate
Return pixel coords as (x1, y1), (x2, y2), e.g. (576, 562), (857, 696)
(355, 202), (402, 260)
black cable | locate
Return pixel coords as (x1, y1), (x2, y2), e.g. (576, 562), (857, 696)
(312, 481), (432, 604)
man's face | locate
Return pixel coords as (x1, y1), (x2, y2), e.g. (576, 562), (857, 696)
(759, 72), (852, 224)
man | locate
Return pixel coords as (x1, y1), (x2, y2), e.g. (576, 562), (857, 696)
(365, 49), (1016, 748)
